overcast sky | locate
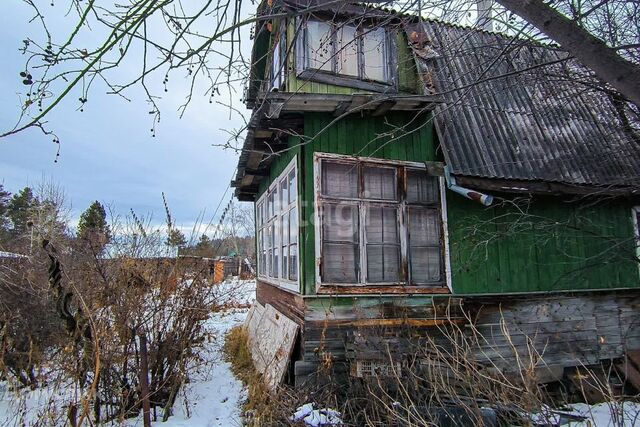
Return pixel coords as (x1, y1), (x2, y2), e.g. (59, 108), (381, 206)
(0, 2), (251, 236)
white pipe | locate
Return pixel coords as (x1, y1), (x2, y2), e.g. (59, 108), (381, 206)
(444, 165), (494, 206)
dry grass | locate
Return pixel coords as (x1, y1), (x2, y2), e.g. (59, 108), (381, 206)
(223, 326), (303, 426)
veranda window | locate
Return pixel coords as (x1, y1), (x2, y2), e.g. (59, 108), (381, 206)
(316, 155), (444, 286)
(256, 158), (299, 291)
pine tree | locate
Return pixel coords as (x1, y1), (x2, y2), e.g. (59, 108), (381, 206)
(192, 233), (215, 258)
(0, 184), (11, 237)
(166, 228), (187, 248)
(7, 187), (37, 234)
(77, 201), (111, 253)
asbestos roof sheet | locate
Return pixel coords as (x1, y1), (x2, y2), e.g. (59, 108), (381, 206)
(410, 20), (640, 188)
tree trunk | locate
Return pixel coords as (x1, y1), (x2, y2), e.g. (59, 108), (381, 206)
(496, 0), (640, 106)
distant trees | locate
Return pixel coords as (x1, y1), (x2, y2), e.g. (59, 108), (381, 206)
(182, 233), (255, 260)
(191, 234), (215, 258)
(0, 183), (256, 262)
(0, 184), (11, 238)
(0, 185), (69, 252)
(77, 201), (111, 254)
(6, 187), (37, 235)
(166, 228), (187, 249)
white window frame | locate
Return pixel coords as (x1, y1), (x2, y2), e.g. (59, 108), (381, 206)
(298, 18), (392, 84)
(256, 156), (300, 292)
(313, 152), (452, 292)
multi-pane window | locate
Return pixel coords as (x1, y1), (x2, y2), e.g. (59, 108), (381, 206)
(270, 28), (286, 90)
(317, 156), (444, 286)
(256, 158), (299, 291)
(303, 19), (390, 83)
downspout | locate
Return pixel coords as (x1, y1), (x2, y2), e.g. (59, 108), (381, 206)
(444, 165), (494, 206)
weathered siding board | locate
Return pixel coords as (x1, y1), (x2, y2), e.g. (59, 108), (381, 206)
(466, 293), (640, 373)
(256, 280), (306, 325)
(448, 195), (639, 294)
(294, 292), (640, 386)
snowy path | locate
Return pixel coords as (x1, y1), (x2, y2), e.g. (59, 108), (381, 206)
(129, 279), (256, 427)
(123, 310), (249, 427)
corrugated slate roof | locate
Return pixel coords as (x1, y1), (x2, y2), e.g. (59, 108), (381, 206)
(409, 20), (640, 188)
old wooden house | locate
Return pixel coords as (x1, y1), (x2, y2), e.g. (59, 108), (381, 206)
(232, 0), (640, 390)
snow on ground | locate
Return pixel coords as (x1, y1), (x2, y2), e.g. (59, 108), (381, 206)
(528, 401), (640, 426)
(0, 278), (256, 427)
(292, 403), (343, 426)
(0, 380), (78, 426)
(565, 401), (640, 426)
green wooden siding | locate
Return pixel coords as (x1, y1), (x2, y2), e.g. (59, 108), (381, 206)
(395, 30), (420, 93)
(256, 139), (301, 198)
(255, 112), (639, 297)
(300, 112), (438, 295)
(447, 195), (639, 294)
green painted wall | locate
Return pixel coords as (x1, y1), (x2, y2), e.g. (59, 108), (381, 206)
(256, 139), (301, 198)
(299, 112), (439, 295)
(256, 112), (639, 297)
(447, 195), (639, 294)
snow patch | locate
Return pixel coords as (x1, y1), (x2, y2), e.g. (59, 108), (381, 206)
(292, 403), (343, 426)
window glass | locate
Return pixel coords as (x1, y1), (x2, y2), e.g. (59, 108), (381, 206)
(274, 217), (280, 277)
(256, 159), (299, 289)
(273, 186), (280, 215)
(366, 206), (398, 243)
(267, 227), (272, 276)
(257, 229), (263, 274)
(281, 214), (289, 279)
(363, 166), (396, 200)
(407, 170), (439, 204)
(408, 207), (441, 283)
(322, 161), (358, 198)
(362, 27), (386, 82)
(289, 207), (298, 244)
(409, 208), (440, 245)
(289, 244), (298, 281)
(322, 203), (359, 283)
(256, 201), (262, 227)
(288, 169), (297, 203)
(366, 206), (400, 282)
(323, 204), (358, 242)
(323, 243), (358, 283)
(336, 24), (359, 77)
(304, 20), (389, 84)
(267, 191), (274, 218)
(280, 177), (289, 207)
(272, 38), (282, 88)
(367, 246), (400, 282)
(307, 20), (333, 71)
(410, 247), (441, 282)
